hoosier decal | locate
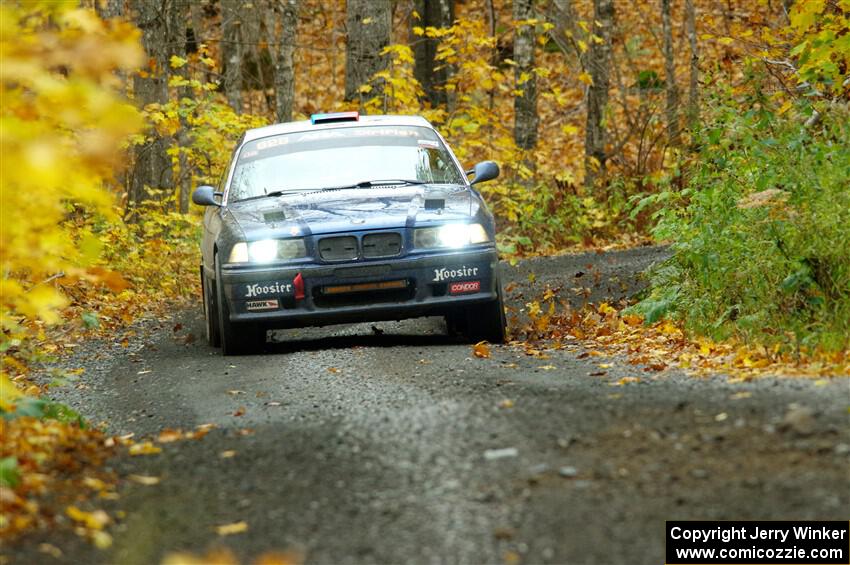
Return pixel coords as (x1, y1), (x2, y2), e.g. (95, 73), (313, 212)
(433, 265), (479, 282)
(243, 281), (293, 298)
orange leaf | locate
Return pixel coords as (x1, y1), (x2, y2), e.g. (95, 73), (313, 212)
(473, 341), (491, 358)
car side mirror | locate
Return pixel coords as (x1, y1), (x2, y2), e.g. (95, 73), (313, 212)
(466, 161), (500, 186)
(192, 185), (222, 207)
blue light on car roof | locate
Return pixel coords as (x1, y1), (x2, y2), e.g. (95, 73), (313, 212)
(310, 111), (360, 125)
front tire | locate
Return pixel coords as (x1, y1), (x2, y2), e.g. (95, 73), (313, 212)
(202, 266), (221, 348)
(215, 254), (266, 355)
(446, 277), (507, 344)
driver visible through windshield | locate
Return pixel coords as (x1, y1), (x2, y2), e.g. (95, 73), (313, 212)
(228, 125), (465, 202)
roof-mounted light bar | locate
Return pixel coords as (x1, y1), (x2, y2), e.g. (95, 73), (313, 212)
(310, 111), (360, 125)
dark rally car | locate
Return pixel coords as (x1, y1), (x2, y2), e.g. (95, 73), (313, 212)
(193, 112), (506, 354)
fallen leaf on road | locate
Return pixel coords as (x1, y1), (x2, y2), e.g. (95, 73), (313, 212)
(265, 401), (281, 406)
(163, 549), (239, 565)
(128, 474), (161, 485)
(498, 399), (514, 409)
(233, 406), (246, 417)
(92, 530), (112, 549)
(37, 544), (62, 558)
(237, 428), (254, 436)
(589, 371), (607, 376)
(215, 521), (248, 536)
(83, 477), (107, 491)
(611, 376), (641, 386)
(538, 364), (556, 370)
(185, 423), (215, 440)
(220, 450), (236, 458)
(227, 390), (245, 395)
(128, 442), (161, 456)
(255, 551), (304, 565)
(730, 392), (752, 400)
(473, 341), (491, 358)
(66, 506), (110, 530)
(328, 367), (341, 374)
(157, 428), (183, 443)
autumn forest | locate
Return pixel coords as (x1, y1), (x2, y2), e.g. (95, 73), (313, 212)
(1, 0), (848, 560)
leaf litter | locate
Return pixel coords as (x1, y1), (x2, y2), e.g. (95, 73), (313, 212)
(513, 289), (849, 380)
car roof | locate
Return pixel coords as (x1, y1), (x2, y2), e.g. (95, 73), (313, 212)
(242, 114), (434, 143)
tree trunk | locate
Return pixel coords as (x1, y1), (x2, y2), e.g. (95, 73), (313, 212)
(513, 0), (538, 149)
(412, 0), (454, 107)
(128, 0), (174, 217)
(662, 0), (679, 147)
(95, 0), (124, 20)
(221, 0), (243, 113)
(584, 0), (614, 189)
(548, 0), (582, 64)
(344, 0), (391, 103)
(168, 0), (192, 213)
(274, 0), (298, 122)
(685, 0), (699, 128)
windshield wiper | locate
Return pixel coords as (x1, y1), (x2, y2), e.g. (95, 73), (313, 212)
(232, 180), (428, 203)
(231, 188), (301, 203)
(341, 179), (428, 189)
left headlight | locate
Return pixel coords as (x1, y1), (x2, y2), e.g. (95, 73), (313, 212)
(228, 238), (307, 263)
(413, 223), (490, 249)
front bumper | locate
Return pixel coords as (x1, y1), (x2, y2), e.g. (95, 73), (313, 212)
(215, 247), (499, 328)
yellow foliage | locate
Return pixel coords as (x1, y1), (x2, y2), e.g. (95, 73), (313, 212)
(0, 3), (143, 337)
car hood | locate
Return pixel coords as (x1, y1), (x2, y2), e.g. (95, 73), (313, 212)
(226, 185), (475, 238)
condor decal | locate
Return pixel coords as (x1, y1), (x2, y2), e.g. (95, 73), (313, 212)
(449, 281), (481, 295)
(245, 299), (279, 311)
(433, 265), (479, 282)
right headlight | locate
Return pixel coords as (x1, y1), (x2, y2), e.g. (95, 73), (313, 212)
(413, 223), (490, 249)
(228, 238), (307, 263)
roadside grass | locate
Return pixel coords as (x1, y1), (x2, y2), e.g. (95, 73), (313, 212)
(631, 94), (850, 356)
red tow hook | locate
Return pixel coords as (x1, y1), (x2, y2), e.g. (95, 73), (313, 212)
(293, 272), (305, 300)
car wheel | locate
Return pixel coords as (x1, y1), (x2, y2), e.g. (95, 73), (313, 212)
(202, 266), (221, 348)
(446, 276), (507, 344)
(215, 254), (266, 356)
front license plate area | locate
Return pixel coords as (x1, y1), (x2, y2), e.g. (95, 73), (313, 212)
(321, 279), (408, 295)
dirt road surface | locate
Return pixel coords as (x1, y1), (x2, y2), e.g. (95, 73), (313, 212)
(11, 247), (849, 564)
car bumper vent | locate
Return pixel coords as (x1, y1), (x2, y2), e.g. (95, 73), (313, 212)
(362, 232), (402, 258)
(319, 236), (358, 261)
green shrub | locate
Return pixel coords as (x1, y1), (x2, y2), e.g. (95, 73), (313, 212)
(635, 94), (850, 351)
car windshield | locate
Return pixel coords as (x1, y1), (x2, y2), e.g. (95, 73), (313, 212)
(228, 125), (466, 202)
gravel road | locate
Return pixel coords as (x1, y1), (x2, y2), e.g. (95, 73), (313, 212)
(11, 246), (850, 565)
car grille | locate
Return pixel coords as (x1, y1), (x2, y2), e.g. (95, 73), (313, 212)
(318, 236), (358, 261)
(362, 232), (402, 258)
